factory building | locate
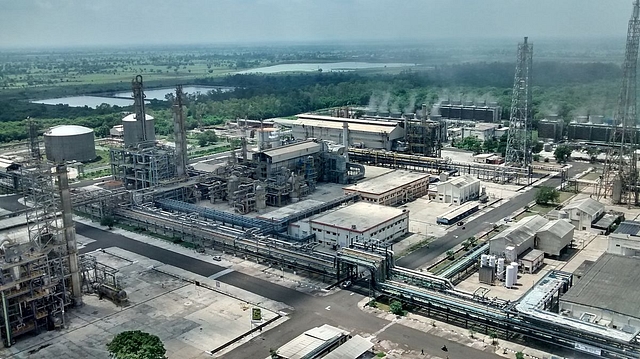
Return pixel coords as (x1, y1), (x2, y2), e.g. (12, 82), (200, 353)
(292, 114), (404, 150)
(535, 219), (575, 257)
(462, 123), (499, 141)
(437, 100), (501, 123)
(489, 215), (574, 259)
(560, 254), (640, 333)
(342, 170), (430, 206)
(607, 221), (640, 256)
(489, 215), (548, 259)
(436, 175), (481, 205)
(563, 197), (605, 231)
(309, 202), (409, 248)
(44, 125), (96, 163)
(253, 140), (322, 180)
(537, 118), (564, 142)
(401, 115), (446, 157)
(272, 324), (373, 359)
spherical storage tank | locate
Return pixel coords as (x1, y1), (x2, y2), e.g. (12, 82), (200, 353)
(122, 113), (155, 147)
(44, 125), (96, 163)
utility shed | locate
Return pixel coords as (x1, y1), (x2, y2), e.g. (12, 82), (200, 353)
(535, 219), (574, 257)
(322, 335), (373, 359)
(563, 197), (605, 231)
(489, 215), (548, 258)
(342, 170), (430, 206)
(310, 202), (408, 248)
(609, 220), (640, 256)
(273, 324), (349, 359)
(436, 175), (480, 205)
(560, 254), (640, 333)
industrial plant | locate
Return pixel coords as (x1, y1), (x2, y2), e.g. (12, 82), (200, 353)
(2, 3), (640, 359)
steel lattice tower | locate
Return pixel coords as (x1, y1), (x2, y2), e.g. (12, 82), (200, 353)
(505, 37), (533, 167)
(600, 1), (640, 205)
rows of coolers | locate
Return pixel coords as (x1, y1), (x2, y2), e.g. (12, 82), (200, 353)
(480, 254), (519, 288)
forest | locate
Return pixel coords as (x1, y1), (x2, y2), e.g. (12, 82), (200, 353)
(0, 58), (624, 143)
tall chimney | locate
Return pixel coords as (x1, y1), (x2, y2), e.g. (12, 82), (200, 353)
(343, 122), (349, 162)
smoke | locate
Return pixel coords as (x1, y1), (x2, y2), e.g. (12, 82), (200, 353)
(431, 105), (440, 116)
(367, 93), (379, 112)
(404, 93), (416, 114)
(379, 92), (391, 112)
(390, 99), (400, 114)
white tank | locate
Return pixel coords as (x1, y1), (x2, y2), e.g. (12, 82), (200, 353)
(511, 262), (519, 284)
(488, 255), (496, 268)
(497, 258), (505, 279)
(505, 265), (515, 288)
(505, 246), (517, 263)
(481, 254), (489, 267)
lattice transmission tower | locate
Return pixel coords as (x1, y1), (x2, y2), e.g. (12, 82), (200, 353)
(505, 37), (533, 167)
(599, 0), (640, 205)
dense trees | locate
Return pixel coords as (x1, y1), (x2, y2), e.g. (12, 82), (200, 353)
(554, 145), (572, 163)
(107, 330), (166, 359)
(535, 186), (560, 205)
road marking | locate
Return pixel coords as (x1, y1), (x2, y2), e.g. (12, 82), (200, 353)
(374, 320), (396, 336)
(325, 306), (331, 311)
(208, 268), (234, 280)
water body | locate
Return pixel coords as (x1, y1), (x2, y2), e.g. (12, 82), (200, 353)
(237, 62), (417, 74)
(113, 86), (234, 101)
(31, 95), (135, 108)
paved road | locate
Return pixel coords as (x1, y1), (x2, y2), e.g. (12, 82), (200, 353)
(396, 162), (594, 269)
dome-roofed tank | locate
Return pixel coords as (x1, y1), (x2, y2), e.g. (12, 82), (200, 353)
(122, 113), (155, 147)
(44, 125), (96, 162)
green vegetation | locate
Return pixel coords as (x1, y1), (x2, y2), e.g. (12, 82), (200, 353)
(446, 250), (455, 260)
(107, 330), (166, 359)
(376, 352), (386, 358)
(535, 186), (560, 205)
(554, 145), (572, 163)
(367, 299), (378, 308)
(515, 352), (525, 359)
(196, 130), (219, 147)
(389, 300), (406, 316)
(100, 215), (115, 230)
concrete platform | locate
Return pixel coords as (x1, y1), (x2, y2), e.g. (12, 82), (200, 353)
(0, 249), (283, 359)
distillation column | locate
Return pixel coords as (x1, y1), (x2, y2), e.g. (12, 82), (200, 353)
(56, 164), (82, 305)
(173, 85), (189, 178)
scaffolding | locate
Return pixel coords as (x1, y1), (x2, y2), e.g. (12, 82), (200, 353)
(405, 120), (443, 157)
(110, 145), (177, 190)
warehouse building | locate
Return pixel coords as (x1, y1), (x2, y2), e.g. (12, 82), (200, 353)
(535, 219), (575, 257)
(272, 324), (373, 359)
(563, 198), (605, 231)
(309, 202), (409, 248)
(342, 170), (430, 206)
(489, 215), (573, 259)
(436, 175), (481, 205)
(560, 254), (640, 333)
(292, 114), (404, 150)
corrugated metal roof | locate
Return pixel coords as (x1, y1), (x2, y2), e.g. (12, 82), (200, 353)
(442, 175), (479, 188)
(539, 219), (573, 238)
(493, 215), (548, 246)
(311, 202), (406, 233)
(614, 220), (640, 236)
(323, 335), (373, 359)
(261, 140), (321, 163)
(563, 198), (604, 217)
(294, 118), (399, 134)
(561, 254), (640, 320)
(342, 170), (429, 195)
(518, 214), (549, 233)
(276, 324), (346, 359)
(44, 125), (93, 136)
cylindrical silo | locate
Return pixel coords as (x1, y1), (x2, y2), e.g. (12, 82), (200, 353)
(44, 125), (96, 163)
(505, 265), (515, 288)
(488, 255), (496, 268)
(511, 262), (519, 284)
(122, 113), (155, 147)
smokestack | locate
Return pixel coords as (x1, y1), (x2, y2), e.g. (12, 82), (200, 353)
(422, 104), (428, 119)
(343, 122), (349, 162)
(57, 164), (82, 305)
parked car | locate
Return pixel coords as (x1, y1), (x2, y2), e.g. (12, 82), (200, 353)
(457, 221), (464, 226)
(212, 255), (222, 261)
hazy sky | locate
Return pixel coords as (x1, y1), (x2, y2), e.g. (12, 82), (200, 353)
(0, 0), (633, 48)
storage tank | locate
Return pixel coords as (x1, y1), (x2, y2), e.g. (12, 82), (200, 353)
(505, 265), (515, 288)
(122, 113), (155, 147)
(511, 262), (519, 284)
(488, 255), (496, 268)
(481, 254), (489, 267)
(44, 125), (96, 163)
(497, 258), (505, 279)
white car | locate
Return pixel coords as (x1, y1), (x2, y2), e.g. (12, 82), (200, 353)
(212, 255), (222, 261)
